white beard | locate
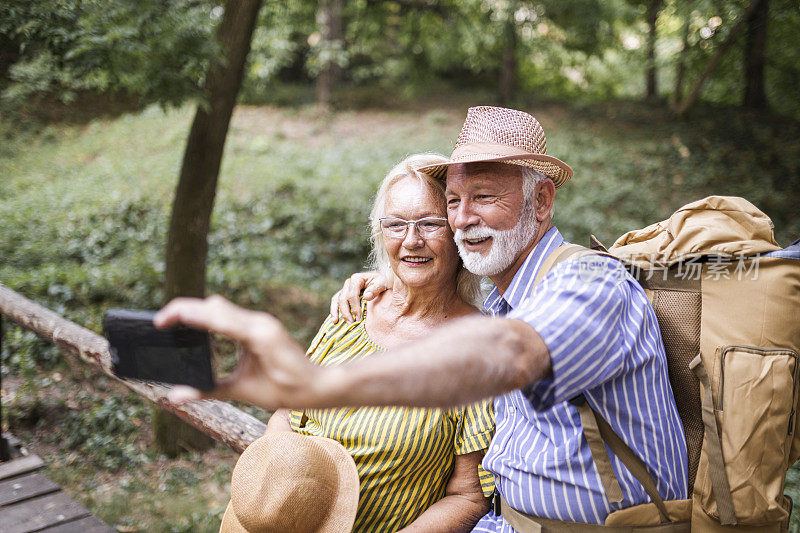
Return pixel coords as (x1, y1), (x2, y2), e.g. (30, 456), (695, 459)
(454, 206), (538, 276)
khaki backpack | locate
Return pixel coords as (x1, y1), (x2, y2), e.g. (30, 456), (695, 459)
(605, 196), (800, 532)
(533, 196), (799, 531)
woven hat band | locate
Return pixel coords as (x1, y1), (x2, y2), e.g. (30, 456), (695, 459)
(450, 142), (538, 161)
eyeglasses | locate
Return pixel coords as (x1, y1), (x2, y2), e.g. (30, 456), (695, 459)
(378, 216), (449, 239)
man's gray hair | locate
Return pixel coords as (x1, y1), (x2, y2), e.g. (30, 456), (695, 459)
(520, 167), (554, 219)
(368, 153), (483, 306)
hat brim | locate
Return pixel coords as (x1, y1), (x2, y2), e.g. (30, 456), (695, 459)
(419, 152), (572, 188)
(311, 436), (361, 533)
(220, 501), (247, 533)
(220, 434), (360, 533)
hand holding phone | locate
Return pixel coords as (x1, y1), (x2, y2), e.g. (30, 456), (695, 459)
(103, 309), (215, 391)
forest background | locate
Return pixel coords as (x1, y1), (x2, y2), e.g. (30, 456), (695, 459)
(1, 0), (799, 531)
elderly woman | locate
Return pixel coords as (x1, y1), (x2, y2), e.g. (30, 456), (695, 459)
(264, 153), (494, 532)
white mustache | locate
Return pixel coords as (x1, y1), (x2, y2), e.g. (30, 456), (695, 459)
(454, 227), (499, 243)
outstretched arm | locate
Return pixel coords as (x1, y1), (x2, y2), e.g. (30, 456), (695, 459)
(322, 313), (550, 409)
(155, 295), (551, 410)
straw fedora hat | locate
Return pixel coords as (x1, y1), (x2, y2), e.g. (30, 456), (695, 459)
(219, 432), (360, 533)
(419, 106), (573, 188)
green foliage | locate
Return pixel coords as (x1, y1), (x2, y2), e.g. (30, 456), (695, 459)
(541, 0), (613, 52)
(56, 393), (151, 470)
(764, 0), (800, 117)
(647, 0), (800, 116)
(240, 0), (640, 105)
(247, 2), (316, 79)
(786, 467), (800, 528)
(0, 0), (219, 108)
(209, 194), (370, 292)
(1, 326), (65, 430)
(1, 327), (62, 379)
(3, 0), (799, 116)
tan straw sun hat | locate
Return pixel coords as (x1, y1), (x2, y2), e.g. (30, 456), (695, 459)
(419, 106), (573, 188)
(219, 432), (360, 533)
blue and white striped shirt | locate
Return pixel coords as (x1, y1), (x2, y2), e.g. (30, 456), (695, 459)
(474, 226), (687, 531)
(765, 238), (800, 260)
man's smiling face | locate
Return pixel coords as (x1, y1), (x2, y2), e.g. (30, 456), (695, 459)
(444, 162), (538, 279)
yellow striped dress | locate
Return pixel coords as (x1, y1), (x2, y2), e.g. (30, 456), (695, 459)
(289, 301), (495, 532)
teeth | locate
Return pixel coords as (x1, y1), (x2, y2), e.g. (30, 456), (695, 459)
(466, 237), (489, 245)
(403, 257), (431, 263)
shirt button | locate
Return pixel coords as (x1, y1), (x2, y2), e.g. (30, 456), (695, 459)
(506, 405), (515, 415)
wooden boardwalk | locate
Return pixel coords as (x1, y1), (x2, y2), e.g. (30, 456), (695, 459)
(0, 454), (114, 533)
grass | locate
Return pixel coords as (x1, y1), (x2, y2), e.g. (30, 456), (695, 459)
(1, 98), (799, 531)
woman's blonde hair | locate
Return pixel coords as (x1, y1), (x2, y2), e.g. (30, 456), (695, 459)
(368, 153), (482, 306)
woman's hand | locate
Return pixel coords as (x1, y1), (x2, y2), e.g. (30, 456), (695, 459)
(154, 295), (320, 410)
(264, 408), (293, 433)
(397, 450), (489, 532)
(329, 271), (390, 323)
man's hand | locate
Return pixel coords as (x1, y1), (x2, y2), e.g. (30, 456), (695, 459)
(153, 295), (320, 410)
(329, 271), (390, 323)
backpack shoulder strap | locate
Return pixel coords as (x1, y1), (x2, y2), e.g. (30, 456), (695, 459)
(531, 243), (672, 521)
(574, 398), (672, 523)
(532, 243), (600, 289)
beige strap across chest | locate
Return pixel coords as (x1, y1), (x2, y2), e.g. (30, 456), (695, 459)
(531, 243), (599, 288)
(499, 495), (689, 532)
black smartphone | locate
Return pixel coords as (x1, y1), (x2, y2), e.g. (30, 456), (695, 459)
(103, 309), (215, 391)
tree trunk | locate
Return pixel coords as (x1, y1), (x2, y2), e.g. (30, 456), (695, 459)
(159, 0), (263, 457)
(675, 0), (763, 116)
(499, 2), (517, 105)
(743, 0), (769, 108)
(0, 316), (9, 462)
(671, 15), (691, 108)
(0, 34), (20, 88)
(316, 0), (344, 108)
(645, 0), (663, 100)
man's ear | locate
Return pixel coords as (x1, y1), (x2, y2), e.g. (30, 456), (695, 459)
(534, 178), (556, 222)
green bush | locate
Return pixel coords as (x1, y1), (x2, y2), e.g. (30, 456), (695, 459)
(56, 393), (150, 470)
(1, 0), (219, 110)
(1, 328), (62, 378)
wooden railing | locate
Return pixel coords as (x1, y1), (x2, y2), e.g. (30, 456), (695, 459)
(0, 283), (266, 454)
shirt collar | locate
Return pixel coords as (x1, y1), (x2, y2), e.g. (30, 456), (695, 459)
(484, 226), (564, 314)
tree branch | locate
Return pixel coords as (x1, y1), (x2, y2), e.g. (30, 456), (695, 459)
(674, 0), (763, 116)
(0, 284), (266, 453)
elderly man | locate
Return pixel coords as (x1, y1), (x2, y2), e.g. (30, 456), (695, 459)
(156, 106), (688, 530)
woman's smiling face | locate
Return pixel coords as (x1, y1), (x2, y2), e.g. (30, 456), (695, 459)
(382, 176), (461, 291)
